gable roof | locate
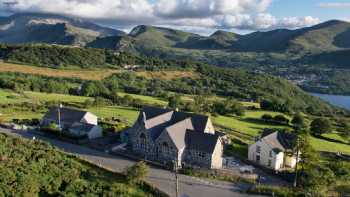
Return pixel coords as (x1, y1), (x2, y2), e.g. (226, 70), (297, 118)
(136, 106), (218, 153)
(185, 130), (220, 154)
(43, 107), (90, 124)
(261, 131), (296, 152)
(140, 106), (209, 137)
(164, 118), (194, 150)
(69, 122), (96, 133)
(142, 106), (172, 120)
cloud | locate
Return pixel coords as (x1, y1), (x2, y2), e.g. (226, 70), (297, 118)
(319, 2), (350, 8)
(0, 0), (321, 32)
(154, 0), (272, 18)
(0, 0), (154, 24)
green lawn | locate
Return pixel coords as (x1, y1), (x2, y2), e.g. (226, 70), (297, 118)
(212, 111), (290, 136)
(322, 132), (349, 144)
(0, 90), (29, 104)
(310, 136), (350, 155)
(118, 92), (168, 106)
(23, 91), (90, 103)
(88, 106), (139, 124)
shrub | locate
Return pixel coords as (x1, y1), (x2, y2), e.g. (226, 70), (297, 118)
(125, 161), (149, 185)
(273, 115), (290, 125)
(310, 118), (332, 136)
(261, 114), (273, 121)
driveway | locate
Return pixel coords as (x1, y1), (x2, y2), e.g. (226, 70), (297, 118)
(0, 128), (266, 197)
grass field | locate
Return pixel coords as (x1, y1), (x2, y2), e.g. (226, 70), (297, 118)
(135, 70), (197, 80)
(1, 89), (350, 154)
(212, 111), (290, 136)
(0, 61), (120, 80)
(310, 136), (350, 154)
(23, 91), (91, 103)
(118, 92), (168, 106)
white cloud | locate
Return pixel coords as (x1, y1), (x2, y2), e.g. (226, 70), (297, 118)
(0, 0), (154, 23)
(0, 0), (321, 32)
(154, 0), (272, 18)
(319, 2), (350, 9)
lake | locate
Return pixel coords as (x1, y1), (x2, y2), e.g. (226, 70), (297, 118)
(311, 93), (350, 110)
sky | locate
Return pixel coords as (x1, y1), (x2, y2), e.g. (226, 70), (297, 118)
(0, 0), (350, 35)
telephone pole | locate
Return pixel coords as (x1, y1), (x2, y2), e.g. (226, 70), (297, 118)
(174, 159), (179, 197)
(58, 104), (62, 131)
(293, 136), (300, 187)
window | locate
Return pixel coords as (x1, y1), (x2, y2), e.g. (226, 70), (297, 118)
(256, 146), (261, 153)
(140, 133), (147, 150)
(162, 142), (170, 154)
(268, 160), (272, 167)
(256, 155), (260, 162)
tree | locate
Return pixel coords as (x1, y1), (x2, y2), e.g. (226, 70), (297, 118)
(261, 114), (273, 122)
(338, 120), (350, 143)
(291, 113), (305, 129)
(168, 94), (181, 109)
(124, 161), (149, 185)
(273, 115), (289, 125)
(310, 118), (332, 136)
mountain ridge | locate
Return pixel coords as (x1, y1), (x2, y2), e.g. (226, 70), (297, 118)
(0, 13), (125, 46)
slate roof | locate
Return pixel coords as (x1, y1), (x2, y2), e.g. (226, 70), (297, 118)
(43, 107), (89, 124)
(261, 131), (296, 152)
(69, 122), (96, 133)
(137, 106), (219, 154)
(185, 130), (220, 153)
(165, 118), (194, 150)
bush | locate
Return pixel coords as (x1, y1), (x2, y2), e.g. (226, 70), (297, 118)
(247, 185), (302, 197)
(273, 115), (290, 125)
(124, 161), (149, 185)
(310, 118), (332, 136)
(261, 114), (273, 121)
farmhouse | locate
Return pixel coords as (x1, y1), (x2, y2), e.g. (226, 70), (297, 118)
(41, 107), (102, 139)
(248, 130), (298, 171)
(125, 106), (224, 169)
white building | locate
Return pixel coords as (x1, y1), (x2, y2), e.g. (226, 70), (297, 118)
(41, 107), (102, 140)
(248, 131), (298, 171)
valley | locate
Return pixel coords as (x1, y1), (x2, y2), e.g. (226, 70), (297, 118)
(0, 11), (350, 196)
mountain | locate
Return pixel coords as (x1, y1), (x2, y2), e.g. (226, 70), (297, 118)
(88, 20), (350, 54)
(0, 13), (125, 46)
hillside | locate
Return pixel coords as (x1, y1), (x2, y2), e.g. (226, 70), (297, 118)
(0, 133), (159, 196)
(2, 14), (350, 94)
(0, 44), (339, 115)
(0, 13), (125, 46)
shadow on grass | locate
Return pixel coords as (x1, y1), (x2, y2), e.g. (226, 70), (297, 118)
(240, 117), (289, 127)
(313, 134), (350, 145)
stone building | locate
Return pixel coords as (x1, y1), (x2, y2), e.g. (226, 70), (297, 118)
(125, 106), (223, 169)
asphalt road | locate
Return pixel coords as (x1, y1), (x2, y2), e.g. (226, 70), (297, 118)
(0, 128), (266, 197)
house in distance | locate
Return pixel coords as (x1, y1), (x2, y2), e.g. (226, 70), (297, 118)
(41, 106), (102, 140)
(124, 106), (224, 169)
(248, 130), (298, 171)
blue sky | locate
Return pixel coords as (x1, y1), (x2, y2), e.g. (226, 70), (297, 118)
(269, 0), (349, 20)
(1, 0), (350, 34)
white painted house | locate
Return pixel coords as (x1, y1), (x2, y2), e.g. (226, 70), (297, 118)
(248, 131), (298, 171)
(41, 107), (102, 140)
